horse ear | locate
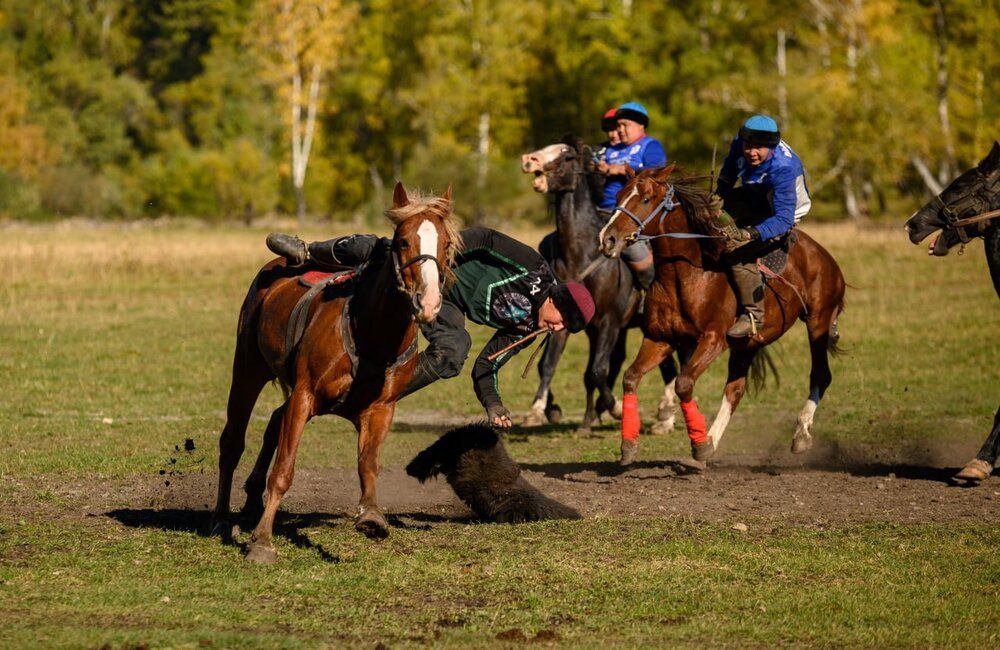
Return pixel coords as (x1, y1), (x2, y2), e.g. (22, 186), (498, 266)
(979, 141), (1000, 172)
(625, 165), (636, 180)
(392, 181), (410, 208)
(661, 162), (676, 179)
(441, 184), (453, 202)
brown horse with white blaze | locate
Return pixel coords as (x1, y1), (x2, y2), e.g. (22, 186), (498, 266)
(599, 166), (845, 464)
(211, 182), (459, 562)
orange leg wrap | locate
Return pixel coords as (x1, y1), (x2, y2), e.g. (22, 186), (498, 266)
(621, 393), (640, 441)
(680, 399), (707, 445)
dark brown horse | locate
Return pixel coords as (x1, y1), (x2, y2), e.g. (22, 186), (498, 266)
(599, 166), (846, 464)
(211, 182), (460, 562)
(905, 141), (1000, 483)
(520, 136), (682, 435)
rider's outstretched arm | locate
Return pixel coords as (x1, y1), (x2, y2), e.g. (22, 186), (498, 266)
(471, 329), (527, 424)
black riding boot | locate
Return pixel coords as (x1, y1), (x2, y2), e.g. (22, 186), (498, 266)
(398, 354), (440, 400)
(266, 233), (309, 265)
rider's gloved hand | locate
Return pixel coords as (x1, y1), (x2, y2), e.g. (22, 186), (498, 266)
(486, 403), (513, 429)
(724, 225), (759, 243)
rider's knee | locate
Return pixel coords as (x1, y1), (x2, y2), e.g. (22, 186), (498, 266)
(425, 331), (471, 379)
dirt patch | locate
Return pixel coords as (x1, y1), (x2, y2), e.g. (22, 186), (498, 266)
(7, 446), (998, 529)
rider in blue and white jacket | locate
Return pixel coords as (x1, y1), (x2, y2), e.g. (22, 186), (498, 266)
(715, 114), (811, 339)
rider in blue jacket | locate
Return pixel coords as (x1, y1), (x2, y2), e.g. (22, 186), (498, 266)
(716, 114), (811, 339)
(597, 102), (668, 288)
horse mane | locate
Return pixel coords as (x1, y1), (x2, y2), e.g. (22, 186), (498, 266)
(656, 167), (726, 260)
(384, 191), (464, 280)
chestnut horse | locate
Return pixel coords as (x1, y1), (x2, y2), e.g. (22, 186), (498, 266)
(599, 166), (845, 464)
(211, 182), (459, 562)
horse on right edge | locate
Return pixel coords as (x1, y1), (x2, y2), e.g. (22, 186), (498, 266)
(905, 141), (1000, 484)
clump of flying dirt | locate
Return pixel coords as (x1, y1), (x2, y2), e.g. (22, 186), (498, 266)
(158, 438), (204, 487)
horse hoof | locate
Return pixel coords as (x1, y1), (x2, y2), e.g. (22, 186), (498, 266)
(355, 509), (390, 540)
(245, 543), (277, 564)
(521, 409), (546, 427)
(790, 434), (813, 454)
(575, 425), (593, 436)
(649, 417), (675, 436)
(210, 520), (240, 542)
(619, 439), (639, 466)
(545, 404), (562, 424)
(952, 459), (992, 484)
(691, 441), (714, 462)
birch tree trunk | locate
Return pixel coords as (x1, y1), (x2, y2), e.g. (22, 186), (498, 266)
(933, 0), (957, 184)
(776, 28), (788, 125)
(290, 64), (321, 223)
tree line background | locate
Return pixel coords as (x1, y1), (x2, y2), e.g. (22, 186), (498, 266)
(0, 0), (996, 224)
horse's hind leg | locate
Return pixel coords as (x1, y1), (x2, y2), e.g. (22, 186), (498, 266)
(523, 330), (568, 426)
(239, 404), (285, 526)
(793, 320), (835, 454)
(211, 344), (271, 540)
(246, 389), (314, 563)
(590, 323), (622, 428)
(607, 330), (628, 419)
(706, 350), (756, 454)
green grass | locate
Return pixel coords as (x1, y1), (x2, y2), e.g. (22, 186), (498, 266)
(1, 221), (998, 646)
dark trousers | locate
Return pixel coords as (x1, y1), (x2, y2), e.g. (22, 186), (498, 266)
(416, 300), (472, 380)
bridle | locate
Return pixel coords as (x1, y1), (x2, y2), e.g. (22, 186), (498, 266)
(932, 166), (1000, 242)
(391, 234), (446, 295)
(613, 178), (724, 242)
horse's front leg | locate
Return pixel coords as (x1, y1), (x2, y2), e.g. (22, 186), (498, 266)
(619, 337), (674, 465)
(523, 330), (568, 426)
(673, 331), (727, 461)
(355, 403), (396, 539)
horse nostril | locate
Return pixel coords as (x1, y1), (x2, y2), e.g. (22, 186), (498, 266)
(607, 235), (617, 248)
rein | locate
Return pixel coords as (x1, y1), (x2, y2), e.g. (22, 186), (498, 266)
(614, 182), (726, 242)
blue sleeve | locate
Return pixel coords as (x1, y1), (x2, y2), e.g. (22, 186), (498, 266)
(642, 140), (667, 168)
(715, 138), (741, 199)
(754, 166), (797, 240)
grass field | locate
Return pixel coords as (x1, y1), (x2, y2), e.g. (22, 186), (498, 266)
(1, 219), (998, 647)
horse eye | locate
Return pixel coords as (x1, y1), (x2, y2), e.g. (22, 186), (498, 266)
(642, 198), (650, 204)
(397, 240), (409, 250)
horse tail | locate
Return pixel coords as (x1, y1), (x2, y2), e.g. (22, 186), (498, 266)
(748, 347), (780, 394)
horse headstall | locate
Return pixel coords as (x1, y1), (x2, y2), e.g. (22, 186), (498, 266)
(933, 167), (1000, 242)
(613, 182), (679, 242)
(392, 249), (445, 294)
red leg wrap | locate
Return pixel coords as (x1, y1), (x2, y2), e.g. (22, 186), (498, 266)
(621, 393), (640, 441)
(680, 399), (707, 445)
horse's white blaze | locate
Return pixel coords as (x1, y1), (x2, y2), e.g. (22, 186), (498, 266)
(707, 398), (733, 449)
(598, 185), (640, 254)
(522, 144), (570, 173)
(416, 220), (441, 318)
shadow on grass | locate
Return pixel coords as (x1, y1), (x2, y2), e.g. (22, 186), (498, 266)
(520, 458), (704, 482)
(105, 508), (468, 562)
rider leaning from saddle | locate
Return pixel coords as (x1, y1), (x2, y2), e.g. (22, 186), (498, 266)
(597, 101), (668, 288)
(714, 114), (812, 340)
(266, 227), (595, 428)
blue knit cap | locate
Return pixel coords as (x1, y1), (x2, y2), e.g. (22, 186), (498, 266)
(616, 101), (649, 127)
(739, 114), (780, 146)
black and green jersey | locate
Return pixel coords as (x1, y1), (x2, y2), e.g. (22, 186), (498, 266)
(449, 228), (557, 409)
